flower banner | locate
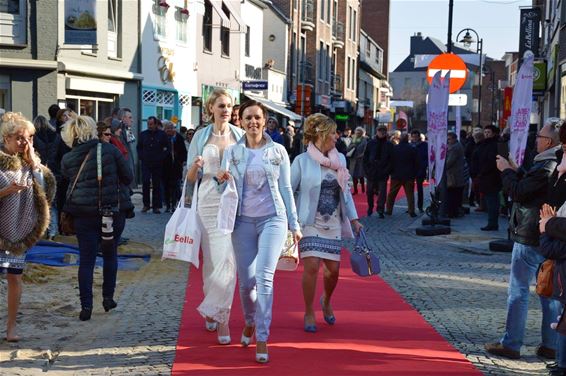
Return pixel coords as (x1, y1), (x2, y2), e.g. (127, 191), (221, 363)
(427, 70), (450, 187)
(509, 52), (534, 166)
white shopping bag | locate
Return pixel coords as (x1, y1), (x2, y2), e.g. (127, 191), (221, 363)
(162, 179), (201, 267)
(217, 178), (238, 234)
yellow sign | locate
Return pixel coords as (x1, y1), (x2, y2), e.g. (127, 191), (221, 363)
(157, 46), (175, 83)
(171, 115), (179, 124)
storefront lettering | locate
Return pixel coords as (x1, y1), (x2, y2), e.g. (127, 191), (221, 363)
(157, 46), (175, 83)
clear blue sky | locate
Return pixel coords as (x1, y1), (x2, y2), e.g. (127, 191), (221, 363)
(389, 0), (533, 72)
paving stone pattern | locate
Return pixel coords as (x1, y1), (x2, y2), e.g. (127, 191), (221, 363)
(0, 190), (557, 375)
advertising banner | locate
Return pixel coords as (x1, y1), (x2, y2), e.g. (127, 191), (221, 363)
(426, 71), (450, 187)
(509, 52), (534, 166)
(64, 0), (97, 45)
(501, 87), (513, 128)
(533, 60), (547, 94)
(519, 8), (541, 58)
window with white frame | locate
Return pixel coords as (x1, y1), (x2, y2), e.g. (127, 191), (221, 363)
(352, 9), (357, 41)
(220, 2), (230, 57)
(153, 0), (167, 39)
(347, 56), (351, 89)
(320, 0), (325, 21)
(0, 74), (10, 112)
(319, 41), (324, 80)
(108, 0), (120, 58)
(245, 26), (250, 57)
(0, 0), (26, 45)
(176, 7), (188, 44)
(203, 0), (212, 52)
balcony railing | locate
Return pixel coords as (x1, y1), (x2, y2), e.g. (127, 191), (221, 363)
(332, 21), (345, 48)
(301, 0), (315, 31)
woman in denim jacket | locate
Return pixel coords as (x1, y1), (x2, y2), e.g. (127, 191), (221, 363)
(291, 113), (362, 333)
(185, 89), (245, 344)
(217, 100), (302, 363)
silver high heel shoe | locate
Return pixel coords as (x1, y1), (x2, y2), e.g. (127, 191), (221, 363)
(217, 322), (231, 345)
(255, 342), (269, 363)
(240, 326), (255, 347)
(205, 320), (218, 332)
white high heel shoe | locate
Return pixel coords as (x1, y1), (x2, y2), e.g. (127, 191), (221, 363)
(205, 320), (218, 332)
(217, 322), (231, 345)
(255, 342), (269, 363)
(240, 326), (255, 347)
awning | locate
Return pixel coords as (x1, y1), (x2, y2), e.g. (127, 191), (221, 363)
(245, 94), (302, 121)
(210, 0), (230, 28)
(221, 0), (244, 31)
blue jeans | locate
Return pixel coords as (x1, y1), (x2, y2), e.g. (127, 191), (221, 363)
(74, 213), (126, 309)
(48, 205), (58, 237)
(231, 214), (288, 342)
(500, 242), (560, 352)
(484, 191), (500, 228)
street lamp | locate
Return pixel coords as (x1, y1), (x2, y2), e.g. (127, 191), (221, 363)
(457, 28), (483, 126)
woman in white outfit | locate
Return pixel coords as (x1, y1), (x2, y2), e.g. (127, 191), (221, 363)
(185, 89), (244, 344)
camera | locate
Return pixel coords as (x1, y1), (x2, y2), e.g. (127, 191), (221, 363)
(101, 208), (114, 251)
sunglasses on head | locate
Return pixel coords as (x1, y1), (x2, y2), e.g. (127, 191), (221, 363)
(103, 132), (112, 136)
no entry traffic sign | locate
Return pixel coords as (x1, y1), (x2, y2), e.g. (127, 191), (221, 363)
(426, 53), (468, 94)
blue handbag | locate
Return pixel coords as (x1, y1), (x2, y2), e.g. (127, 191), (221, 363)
(350, 229), (380, 277)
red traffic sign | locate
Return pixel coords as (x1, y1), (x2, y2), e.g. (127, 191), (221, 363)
(426, 53), (468, 94)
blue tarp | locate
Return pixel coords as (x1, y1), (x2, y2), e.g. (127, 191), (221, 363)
(26, 240), (151, 270)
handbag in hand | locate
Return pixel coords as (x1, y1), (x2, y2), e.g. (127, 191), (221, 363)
(536, 259), (554, 298)
(350, 229), (380, 277)
(60, 151), (92, 235)
(276, 231), (299, 271)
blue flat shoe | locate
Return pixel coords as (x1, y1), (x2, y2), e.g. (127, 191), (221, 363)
(304, 315), (317, 333)
(320, 296), (336, 325)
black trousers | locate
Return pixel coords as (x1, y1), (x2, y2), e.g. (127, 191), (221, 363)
(415, 177), (425, 210)
(367, 179), (388, 214)
(142, 162), (163, 209)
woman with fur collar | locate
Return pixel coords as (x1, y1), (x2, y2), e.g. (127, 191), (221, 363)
(0, 112), (55, 342)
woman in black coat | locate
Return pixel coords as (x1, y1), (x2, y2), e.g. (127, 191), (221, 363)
(60, 116), (133, 321)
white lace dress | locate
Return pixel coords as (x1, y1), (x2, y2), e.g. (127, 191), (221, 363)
(196, 131), (237, 324)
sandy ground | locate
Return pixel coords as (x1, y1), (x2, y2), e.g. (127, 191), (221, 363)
(0, 234), (157, 368)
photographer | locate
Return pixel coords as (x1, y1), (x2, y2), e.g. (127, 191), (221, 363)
(60, 116), (133, 321)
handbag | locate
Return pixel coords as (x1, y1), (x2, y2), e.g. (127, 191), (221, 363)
(350, 229), (380, 277)
(162, 179), (202, 267)
(276, 231), (299, 271)
(536, 259), (555, 298)
(60, 150), (92, 235)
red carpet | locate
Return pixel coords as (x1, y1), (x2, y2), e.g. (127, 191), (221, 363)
(172, 180), (480, 375)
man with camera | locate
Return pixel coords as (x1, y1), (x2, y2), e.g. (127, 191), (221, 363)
(485, 120), (562, 360)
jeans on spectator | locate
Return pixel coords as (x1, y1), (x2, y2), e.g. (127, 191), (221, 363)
(231, 213), (288, 342)
(484, 191), (500, 228)
(74, 213), (126, 309)
(48, 205), (58, 237)
(558, 306), (566, 368)
(366, 179), (388, 214)
(500, 242), (560, 352)
(141, 162), (163, 209)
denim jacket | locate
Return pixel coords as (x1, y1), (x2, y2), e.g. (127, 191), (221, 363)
(184, 123), (245, 206)
(291, 152), (358, 239)
(221, 133), (300, 232)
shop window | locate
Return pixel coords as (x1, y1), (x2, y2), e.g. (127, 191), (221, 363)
(203, 0), (212, 52)
(108, 0), (121, 58)
(0, 75), (10, 112)
(66, 93), (116, 121)
(0, 0), (26, 45)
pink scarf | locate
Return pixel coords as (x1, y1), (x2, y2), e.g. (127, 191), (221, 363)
(558, 153), (566, 180)
(307, 143), (350, 192)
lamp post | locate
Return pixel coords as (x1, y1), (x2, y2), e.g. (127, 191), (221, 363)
(457, 28), (483, 126)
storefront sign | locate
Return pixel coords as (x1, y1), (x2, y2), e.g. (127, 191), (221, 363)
(242, 81), (268, 90)
(158, 47), (176, 84)
(533, 60), (547, 94)
(519, 8), (541, 58)
(64, 0), (97, 45)
(295, 84), (312, 116)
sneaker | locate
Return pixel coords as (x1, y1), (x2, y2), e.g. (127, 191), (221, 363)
(536, 344), (556, 360)
(484, 342), (520, 359)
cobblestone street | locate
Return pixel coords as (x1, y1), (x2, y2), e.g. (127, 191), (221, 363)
(0, 193), (557, 375)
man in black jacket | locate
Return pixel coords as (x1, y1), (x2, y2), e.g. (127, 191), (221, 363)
(385, 133), (418, 217)
(363, 125), (393, 218)
(162, 121), (187, 212)
(485, 121), (561, 360)
(137, 116), (170, 214)
(471, 125), (502, 230)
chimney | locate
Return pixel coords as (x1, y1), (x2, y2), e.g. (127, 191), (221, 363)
(410, 32), (424, 54)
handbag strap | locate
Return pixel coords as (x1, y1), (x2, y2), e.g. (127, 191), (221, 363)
(354, 229), (369, 253)
(66, 149), (92, 202)
(97, 143), (103, 210)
